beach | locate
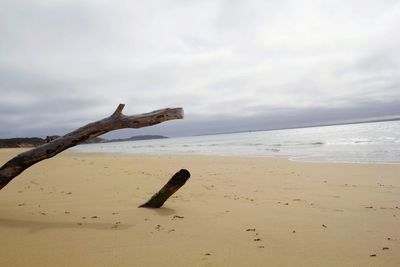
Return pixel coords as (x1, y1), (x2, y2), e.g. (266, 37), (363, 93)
(0, 148), (399, 267)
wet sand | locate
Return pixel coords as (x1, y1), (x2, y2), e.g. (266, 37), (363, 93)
(0, 148), (399, 266)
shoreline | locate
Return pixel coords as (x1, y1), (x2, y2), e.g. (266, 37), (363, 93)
(72, 149), (400, 165)
(2, 146), (400, 165)
(1, 148), (399, 266)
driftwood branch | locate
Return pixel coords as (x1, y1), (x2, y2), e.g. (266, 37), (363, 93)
(0, 104), (184, 190)
(139, 169), (191, 208)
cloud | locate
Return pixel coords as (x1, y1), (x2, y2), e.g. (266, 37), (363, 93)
(0, 0), (400, 138)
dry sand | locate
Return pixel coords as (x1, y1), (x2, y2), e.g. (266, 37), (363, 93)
(0, 148), (399, 267)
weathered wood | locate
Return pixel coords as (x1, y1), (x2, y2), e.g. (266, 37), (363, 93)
(0, 104), (184, 190)
(139, 169), (191, 208)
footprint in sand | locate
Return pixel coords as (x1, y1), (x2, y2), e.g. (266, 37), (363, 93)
(246, 228), (264, 246)
(111, 222), (121, 229)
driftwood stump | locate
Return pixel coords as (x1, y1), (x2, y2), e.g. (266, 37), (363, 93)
(0, 104), (183, 190)
(140, 169), (191, 208)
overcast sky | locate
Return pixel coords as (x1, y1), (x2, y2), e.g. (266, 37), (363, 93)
(1, 0), (400, 138)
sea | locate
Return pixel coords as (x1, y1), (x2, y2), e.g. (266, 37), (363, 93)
(73, 120), (400, 164)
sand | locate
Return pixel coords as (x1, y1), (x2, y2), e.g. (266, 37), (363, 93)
(0, 148), (399, 267)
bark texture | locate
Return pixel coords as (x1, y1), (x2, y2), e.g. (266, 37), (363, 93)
(0, 104), (183, 190)
(139, 169), (191, 208)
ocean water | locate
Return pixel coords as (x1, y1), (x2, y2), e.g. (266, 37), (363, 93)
(73, 120), (400, 163)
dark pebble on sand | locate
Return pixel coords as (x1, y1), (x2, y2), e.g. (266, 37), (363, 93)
(254, 238), (261, 241)
(382, 247), (389, 250)
(246, 228), (256, 231)
(370, 254), (377, 257)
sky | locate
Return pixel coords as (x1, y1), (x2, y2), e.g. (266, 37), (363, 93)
(1, 0), (400, 138)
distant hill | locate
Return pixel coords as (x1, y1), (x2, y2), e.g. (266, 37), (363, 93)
(84, 137), (107, 144)
(0, 138), (45, 148)
(101, 135), (168, 143)
(0, 135), (168, 148)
